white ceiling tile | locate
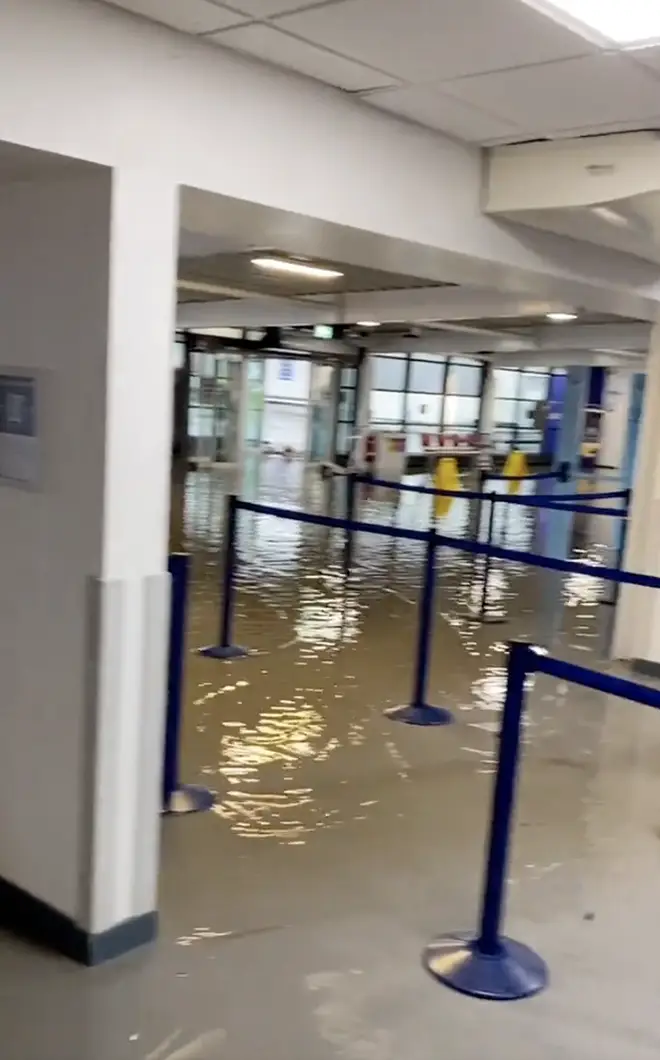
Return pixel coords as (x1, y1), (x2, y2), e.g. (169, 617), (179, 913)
(443, 54), (660, 134)
(107, 0), (246, 33)
(228, 0), (328, 16)
(211, 24), (397, 90)
(368, 85), (522, 143)
(275, 0), (596, 84)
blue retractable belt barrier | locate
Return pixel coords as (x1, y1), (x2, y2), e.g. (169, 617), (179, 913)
(236, 498), (652, 590)
(354, 473), (628, 512)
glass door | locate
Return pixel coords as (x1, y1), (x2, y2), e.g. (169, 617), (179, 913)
(188, 349), (242, 465)
(243, 355), (265, 451)
(307, 361), (336, 463)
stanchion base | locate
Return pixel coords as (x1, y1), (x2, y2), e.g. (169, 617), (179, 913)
(163, 784), (215, 816)
(460, 611), (508, 625)
(199, 644), (249, 661)
(423, 933), (548, 1001)
(384, 703), (454, 727)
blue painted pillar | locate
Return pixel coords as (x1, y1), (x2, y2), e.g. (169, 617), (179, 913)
(545, 366), (589, 559)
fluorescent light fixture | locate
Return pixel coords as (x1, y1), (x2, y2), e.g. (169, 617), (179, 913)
(590, 205), (630, 228)
(251, 256), (343, 280)
(356, 320), (380, 328)
(530, 0), (660, 46)
(546, 311), (578, 322)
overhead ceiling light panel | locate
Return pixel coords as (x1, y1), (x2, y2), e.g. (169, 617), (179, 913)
(530, 0), (660, 46)
(546, 311), (578, 322)
(251, 256), (344, 280)
(356, 320), (380, 327)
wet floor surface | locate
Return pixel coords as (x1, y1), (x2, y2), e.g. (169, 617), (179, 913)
(3, 458), (660, 1059)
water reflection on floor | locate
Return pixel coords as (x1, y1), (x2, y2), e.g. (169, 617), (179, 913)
(3, 456), (659, 1060)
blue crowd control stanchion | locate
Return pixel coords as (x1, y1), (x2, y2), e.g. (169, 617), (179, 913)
(199, 493), (249, 661)
(602, 488), (631, 608)
(163, 554), (215, 815)
(344, 472), (356, 572)
(423, 641), (548, 1000)
(472, 469), (487, 550)
(385, 527), (454, 727)
(463, 492), (506, 625)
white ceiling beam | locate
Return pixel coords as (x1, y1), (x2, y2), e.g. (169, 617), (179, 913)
(368, 322), (649, 356)
(176, 287), (573, 329)
(534, 322), (649, 350)
(6, 0), (660, 322)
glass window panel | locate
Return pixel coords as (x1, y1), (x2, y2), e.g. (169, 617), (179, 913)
(443, 395), (480, 426)
(518, 372), (549, 401)
(408, 358), (444, 393)
(338, 387), (355, 422)
(372, 355), (407, 391)
(493, 369), (520, 400)
(446, 360), (481, 396)
(172, 341), (185, 369)
(494, 398), (518, 425)
(370, 389), (404, 423)
(340, 367), (356, 387)
(492, 428), (513, 453)
(517, 430), (542, 454)
(248, 357), (264, 382)
(188, 406), (213, 437)
(405, 428), (426, 455)
(190, 350), (215, 378)
(405, 392), (442, 426)
(516, 400), (538, 427)
(336, 421), (351, 456)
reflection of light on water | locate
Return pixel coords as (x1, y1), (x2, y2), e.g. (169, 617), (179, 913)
(296, 589), (360, 646)
(211, 693), (367, 840)
(564, 546), (606, 607)
(213, 788), (323, 841)
(218, 702), (334, 784)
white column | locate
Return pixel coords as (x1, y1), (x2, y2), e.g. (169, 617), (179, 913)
(599, 368), (632, 476)
(0, 165), (178, 959)
(613, 325), (660, 668)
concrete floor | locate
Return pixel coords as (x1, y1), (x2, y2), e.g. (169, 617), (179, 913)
(3, 458), (660, 1060)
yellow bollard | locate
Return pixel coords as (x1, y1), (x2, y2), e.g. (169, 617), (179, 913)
(502, 451), (528, 494)
(433, 456), (459, 518)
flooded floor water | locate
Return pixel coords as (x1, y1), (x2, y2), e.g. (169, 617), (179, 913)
(3, 457), (660, 1059)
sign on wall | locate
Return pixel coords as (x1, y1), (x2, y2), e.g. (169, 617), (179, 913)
(279, 360), (294, 381)
(0, 372), (39, 486)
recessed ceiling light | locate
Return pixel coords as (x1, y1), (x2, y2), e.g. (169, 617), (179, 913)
(251, 256), (344, 280)
(546, 311), (578, 322)
(529, 0), (660, 46)
(356, 320), (380, 327)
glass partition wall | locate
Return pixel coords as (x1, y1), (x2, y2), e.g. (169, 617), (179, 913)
(492, 367), (563, 454)
(367, 353), (485, 455)
(362, 354), (556, 458)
